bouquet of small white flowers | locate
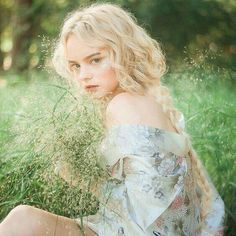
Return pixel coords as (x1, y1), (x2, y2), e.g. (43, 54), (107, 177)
(0, 78), (108, 221)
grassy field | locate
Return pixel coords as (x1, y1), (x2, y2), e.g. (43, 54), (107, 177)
(0, 66), (235, 235)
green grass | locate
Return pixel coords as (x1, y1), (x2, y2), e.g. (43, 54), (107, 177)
(0, 66), (235, 235)
(0, 74), (107, 223)
(165, 66), (236, 235)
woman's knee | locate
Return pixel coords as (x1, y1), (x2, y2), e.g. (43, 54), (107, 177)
(1, 205), (41, 236)
(3, 205), (31, 223)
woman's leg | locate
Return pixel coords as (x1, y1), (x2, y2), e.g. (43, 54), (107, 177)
(0, 205), (96, 236)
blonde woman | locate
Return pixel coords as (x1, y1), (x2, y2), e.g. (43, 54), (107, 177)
(0, 3), (225, 236)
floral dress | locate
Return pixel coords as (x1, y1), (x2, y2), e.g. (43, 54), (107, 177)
(77, 123), (225, 236)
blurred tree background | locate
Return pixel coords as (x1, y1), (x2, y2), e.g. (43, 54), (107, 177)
(0, 0), (235, 72)
(0, 0), (235, 235)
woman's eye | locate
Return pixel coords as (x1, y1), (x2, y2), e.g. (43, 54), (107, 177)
(91, 58), (102, 64)
(71, 64), (80, 71)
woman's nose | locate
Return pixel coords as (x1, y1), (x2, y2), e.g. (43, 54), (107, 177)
(77, 66), (93, 81)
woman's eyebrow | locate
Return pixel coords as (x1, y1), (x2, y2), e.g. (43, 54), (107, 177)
(68, 52), (101, 64)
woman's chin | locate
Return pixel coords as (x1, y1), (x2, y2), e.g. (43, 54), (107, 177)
(89, 90), (112, 100)
(86, 91), (105, 100)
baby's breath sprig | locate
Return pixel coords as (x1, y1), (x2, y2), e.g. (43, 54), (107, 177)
(0, 79), (109, 222)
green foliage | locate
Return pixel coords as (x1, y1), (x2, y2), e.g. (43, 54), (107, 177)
(164, 57), (236, 235)
(1, 0), (235, 71)
(0, 78), (108, 222)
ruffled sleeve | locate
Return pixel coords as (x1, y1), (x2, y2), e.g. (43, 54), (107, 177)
(100, 124), (189, 231)
(123, 152), (188, 231)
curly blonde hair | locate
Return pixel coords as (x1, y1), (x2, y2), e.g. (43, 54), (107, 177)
(52, 2), (213, 231)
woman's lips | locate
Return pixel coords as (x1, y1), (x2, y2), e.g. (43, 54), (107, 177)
(85, 85), (99, 91)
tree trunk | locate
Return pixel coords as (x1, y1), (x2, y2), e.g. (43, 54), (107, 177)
(0, 33), (4, 71)
(10, 0), (34, 72)
(0, 4), (5, 71)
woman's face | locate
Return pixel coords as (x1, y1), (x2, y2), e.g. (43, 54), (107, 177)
(65, 33), (120, 99)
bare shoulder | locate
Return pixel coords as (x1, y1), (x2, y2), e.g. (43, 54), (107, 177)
(106, 92), (139, 114)
(105, 92), (176, 132)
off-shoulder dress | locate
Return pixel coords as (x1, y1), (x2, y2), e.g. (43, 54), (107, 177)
(77, 124), (225, 236)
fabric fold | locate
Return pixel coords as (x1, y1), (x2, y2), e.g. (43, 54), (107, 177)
(75, 124), (225, 236)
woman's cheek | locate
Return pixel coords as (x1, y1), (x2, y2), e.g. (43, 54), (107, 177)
(98, 57), (114, 73)
(96, 62), (116, 81)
